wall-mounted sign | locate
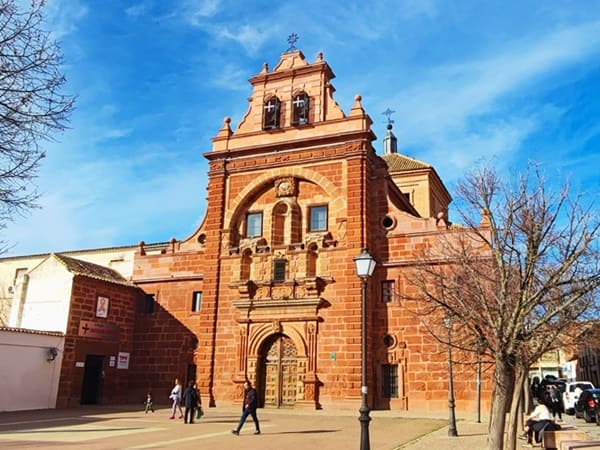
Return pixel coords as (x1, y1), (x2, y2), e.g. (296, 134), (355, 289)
(109, 355), (116, 367)
(78, 320), (120, 341)
(117, 352), (130, 370)
(96, 295), (109, 318)
(75, 362), (85, 368)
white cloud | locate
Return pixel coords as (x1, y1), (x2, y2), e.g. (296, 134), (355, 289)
(210, 63), (250, 91)
(2, 147), (207, 255)
(44, 0), (88, 41)
(181, 0), (221, 25)
(213, 24), (270, 54)
(95, 127), (134, 141)
(381, 20), (600, 164)
(125, 2), (151, 18)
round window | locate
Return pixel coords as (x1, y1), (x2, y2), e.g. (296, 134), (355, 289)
(383, 334), (396, 348)
(382, 215), (395, 229)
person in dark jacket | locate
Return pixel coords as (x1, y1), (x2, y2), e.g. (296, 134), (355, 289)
(231, 380), (261, 435)
(183, 380), (199, 424)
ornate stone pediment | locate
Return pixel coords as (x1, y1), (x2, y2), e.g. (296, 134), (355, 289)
(232, 295), (330, 322)
(239, 237), (269, 254)
(305, 231), (337, 248)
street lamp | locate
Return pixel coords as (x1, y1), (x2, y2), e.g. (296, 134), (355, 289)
(354, 248), (376, 450)
(444, 314), (458, 437)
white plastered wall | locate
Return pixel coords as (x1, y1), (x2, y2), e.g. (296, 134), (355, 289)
(0, 330), (64, 411)
(18, 256), (73, 333)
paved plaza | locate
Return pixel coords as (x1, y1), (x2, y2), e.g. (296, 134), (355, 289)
(7, 403), (597, 449)
(0, 404), (494, 450)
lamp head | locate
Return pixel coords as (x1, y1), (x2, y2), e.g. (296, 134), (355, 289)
(353, 248), (376, 278)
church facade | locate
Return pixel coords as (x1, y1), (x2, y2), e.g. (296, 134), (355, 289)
(3, 47), (492, 414)
(129, 48), (489, 413)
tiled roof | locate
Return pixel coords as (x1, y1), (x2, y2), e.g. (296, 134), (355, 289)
(0, 241), (169, 262)
(0, 326), (64, 337)
(381, 153), (431, 172)
(53, 253), (133, 287)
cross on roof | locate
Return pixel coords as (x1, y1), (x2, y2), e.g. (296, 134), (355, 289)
(287, 33), (299, 52)
(382, 108), (395, 125)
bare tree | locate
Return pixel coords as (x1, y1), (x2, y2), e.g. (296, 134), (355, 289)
(404, 163), (600, 450)
(0, 0), (74, 245)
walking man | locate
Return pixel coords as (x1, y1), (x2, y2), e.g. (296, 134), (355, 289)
(183, 380), (199, 424)
(231, 380), (261, 435)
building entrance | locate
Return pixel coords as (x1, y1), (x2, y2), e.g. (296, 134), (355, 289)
(259, 334), (297, 408)
(81, 354), (104, 404)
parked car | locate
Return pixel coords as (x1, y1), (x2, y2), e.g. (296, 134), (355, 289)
(564, 381), (595, 415)
(574, 388), (600, 422)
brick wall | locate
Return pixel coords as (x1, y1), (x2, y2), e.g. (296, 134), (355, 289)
(56, 276), (140, 407)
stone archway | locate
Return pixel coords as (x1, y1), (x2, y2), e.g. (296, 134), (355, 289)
(257, 333), (298, 408)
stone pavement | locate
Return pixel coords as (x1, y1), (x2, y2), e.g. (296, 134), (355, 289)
(0, 404), (494, 450)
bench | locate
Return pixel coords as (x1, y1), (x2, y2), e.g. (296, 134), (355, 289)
(542, 429), (587, 450)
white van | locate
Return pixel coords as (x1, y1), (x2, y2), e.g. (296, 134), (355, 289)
(564, 381), (595, 414)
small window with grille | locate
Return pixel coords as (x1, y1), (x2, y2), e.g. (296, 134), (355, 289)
(273, 259), (286, 282)
(382, 364), (399, 398)
(382, 280), (394, 303)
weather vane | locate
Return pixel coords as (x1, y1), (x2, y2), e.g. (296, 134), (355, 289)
(286, 33), (299, 52)
(382, 108), (395, 125)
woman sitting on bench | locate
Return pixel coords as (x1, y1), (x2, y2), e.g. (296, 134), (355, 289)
(520, 397), (554, 446)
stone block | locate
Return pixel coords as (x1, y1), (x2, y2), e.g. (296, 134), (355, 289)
(559, 441), (600, 450)
(542, 430), (587, 450)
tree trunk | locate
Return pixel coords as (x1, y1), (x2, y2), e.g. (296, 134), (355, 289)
(488, 356), (512, 450)
(506, 364), (528, 450)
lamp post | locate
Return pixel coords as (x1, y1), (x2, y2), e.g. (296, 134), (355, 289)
(444, 314), (458, 437)
(354, 248), (376, 450)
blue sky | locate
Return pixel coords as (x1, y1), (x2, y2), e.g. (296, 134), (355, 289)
(2, 0), (600, 256)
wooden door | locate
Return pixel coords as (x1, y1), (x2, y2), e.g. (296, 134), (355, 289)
(262, 335), (297, 407)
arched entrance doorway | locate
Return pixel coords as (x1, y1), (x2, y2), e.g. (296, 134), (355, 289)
(258, 334), (298, 408)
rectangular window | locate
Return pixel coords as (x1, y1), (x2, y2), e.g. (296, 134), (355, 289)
(273, 259), (286, 282)
(382, 364), (399, 398)
(246, 212), (263, 237)
(192, 291), (202, 312)
(309, 205), (328, 231)
(382, 280), (395, 303)
(144, 294), (155, 314)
